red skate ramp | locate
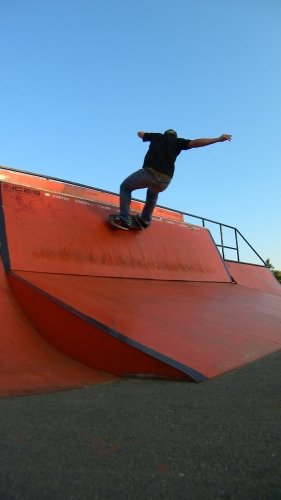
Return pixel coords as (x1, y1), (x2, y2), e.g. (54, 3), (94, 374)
(7, 271), (281, 382)
(1, 172), (281, 383)
(0, 181), (231, 283)
(226, 261), (281, 296)
(0, 258), (116, 398)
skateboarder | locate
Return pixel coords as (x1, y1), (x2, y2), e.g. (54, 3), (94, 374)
(110, 129), (232, 230)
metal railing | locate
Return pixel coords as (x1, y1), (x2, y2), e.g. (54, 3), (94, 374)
(0, 165), (267, 266)
(156, 206), (266, 266)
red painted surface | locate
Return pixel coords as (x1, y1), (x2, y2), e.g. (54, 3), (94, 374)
(1, 172), (281, 385)
(226, 261), (281, 296)
(0, 259), (116, 397)
(0, 167), (183, 221)
(8, 271), (281, 381)
(1, 182), (231, 282)
(7, 273), (193, 381)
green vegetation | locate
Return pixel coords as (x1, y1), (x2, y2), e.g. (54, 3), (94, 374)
(266, 259), (281, 284)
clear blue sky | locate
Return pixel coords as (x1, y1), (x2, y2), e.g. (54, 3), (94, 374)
(1, 0), (280, 268)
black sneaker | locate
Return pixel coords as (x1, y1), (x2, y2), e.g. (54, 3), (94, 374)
(109, 216), (130, 230)
(135, 214), (149, 229)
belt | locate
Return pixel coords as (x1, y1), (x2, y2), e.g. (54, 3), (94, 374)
(145, 167), (172, 183)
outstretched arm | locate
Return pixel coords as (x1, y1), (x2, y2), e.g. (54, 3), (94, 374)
(187, 134), (232, 149)
(137, 131), (145, 139)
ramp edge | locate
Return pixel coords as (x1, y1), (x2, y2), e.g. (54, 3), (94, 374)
(8, 271), (208, 383)
(0, 184), (10, 270)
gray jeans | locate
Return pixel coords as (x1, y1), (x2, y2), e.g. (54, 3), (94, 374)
(119, 169), (171, 226)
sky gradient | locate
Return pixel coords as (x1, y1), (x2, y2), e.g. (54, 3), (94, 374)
(1, 0), (280, 267)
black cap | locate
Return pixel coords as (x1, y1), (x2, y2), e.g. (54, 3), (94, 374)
(164, 129), (177, 138)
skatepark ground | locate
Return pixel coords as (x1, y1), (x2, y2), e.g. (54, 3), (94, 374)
(1, 349), (280, 500)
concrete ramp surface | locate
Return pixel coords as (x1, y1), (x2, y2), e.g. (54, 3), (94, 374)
(0, 168), (281, 389)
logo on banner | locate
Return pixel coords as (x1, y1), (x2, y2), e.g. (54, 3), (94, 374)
(3, 184), (41, 196)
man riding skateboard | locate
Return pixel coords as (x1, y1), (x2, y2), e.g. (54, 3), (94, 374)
(110, 129), (232, 230)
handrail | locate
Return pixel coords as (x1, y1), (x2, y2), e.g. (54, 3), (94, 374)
(0, 165), (267, 266)
(154, 203), (267, 266)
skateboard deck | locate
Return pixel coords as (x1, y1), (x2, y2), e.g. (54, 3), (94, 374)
(109, 214), (141, 230)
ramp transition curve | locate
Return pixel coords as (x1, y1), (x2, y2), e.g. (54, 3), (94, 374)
(0, 258), (116, 397)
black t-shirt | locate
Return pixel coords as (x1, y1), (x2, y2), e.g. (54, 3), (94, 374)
(142, 133), (191, 178)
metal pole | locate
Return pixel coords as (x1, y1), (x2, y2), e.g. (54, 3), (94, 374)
(236, 230), (266, 265)
(220, 225), (225, 259)
(235, 229), (240, 262)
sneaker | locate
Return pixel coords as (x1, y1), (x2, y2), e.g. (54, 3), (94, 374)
(109, 216), (130, 230)
(135, 214), (149, 229)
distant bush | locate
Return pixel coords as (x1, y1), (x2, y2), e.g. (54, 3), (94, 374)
(266, 259), (281, 284)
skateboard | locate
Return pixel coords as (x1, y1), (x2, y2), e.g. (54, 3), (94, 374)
(109, 214), (141, 230)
